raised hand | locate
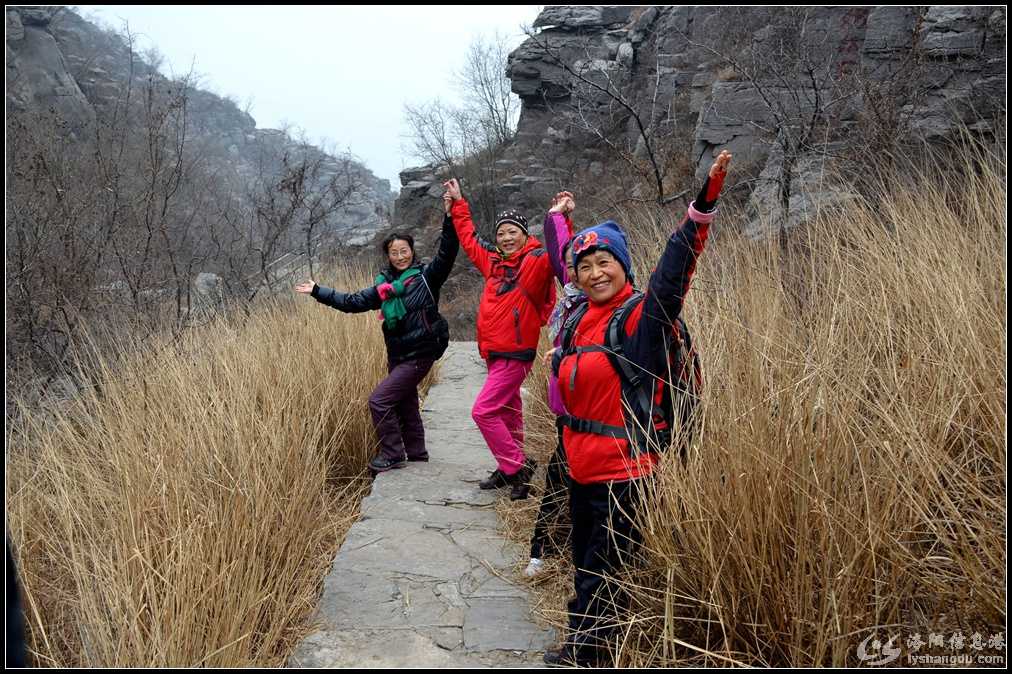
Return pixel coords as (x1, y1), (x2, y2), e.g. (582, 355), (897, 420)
(561, 191), (575, 214)
(443, 178), (462, 201)
(549, 190), (575, 214)
(549, 194), (563, 213)
(294, 280), (316, 294)
(710, 150), (732, 179)
(542, 346), (558, 368)
(443, 191), (452, 214)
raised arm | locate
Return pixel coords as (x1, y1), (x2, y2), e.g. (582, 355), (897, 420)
(445, 178), (495, 278)
(422, 193), (461, 289)
(543, 191), (575, 284)
(648, 152), (728, 317)
(628, 151), (731, 367)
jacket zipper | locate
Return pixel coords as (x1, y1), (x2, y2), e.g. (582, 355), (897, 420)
(513, 308), (522, 345)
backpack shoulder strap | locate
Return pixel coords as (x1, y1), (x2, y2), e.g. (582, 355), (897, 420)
(552, 300), (591, 377)
(605, 292), (684, 458)
(604, 292), (646, 386)
(559, 299), (590, 352)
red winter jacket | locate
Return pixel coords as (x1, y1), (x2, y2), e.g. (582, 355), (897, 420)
(450, 199), (555, 361)
(558, 177), (720, 485)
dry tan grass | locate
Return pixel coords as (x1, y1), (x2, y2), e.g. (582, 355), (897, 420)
(504, 136), (1006, 666)
(6, 276), (390, 667)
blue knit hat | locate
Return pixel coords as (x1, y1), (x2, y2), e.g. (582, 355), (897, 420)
(570, 220), (633, 281)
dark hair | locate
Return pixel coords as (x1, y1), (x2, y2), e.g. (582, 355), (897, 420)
(382, 233), (415, 255)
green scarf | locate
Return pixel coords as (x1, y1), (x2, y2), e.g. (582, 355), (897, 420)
(375, 267), (421, 329)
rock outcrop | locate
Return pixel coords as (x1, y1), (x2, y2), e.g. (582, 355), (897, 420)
(371, 6), (1004, 332)
(6, 7), (95, 131)
(385, 6), (1004, 244)
(501, 5), (1005, 232)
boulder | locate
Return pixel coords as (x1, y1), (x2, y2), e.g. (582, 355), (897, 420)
(616, 42), (634, 68)
(745, 150), (859, 239)
(532, 6), (634, 30)
(193, 272), (222, 297)
(394, 4), (1005, 262)
(6, 22), (95, 129)
(17, 7), (60, 27)
(5, 10), (25, 43)
(862, 6), (921, 55)
(920, 6), (989, 57)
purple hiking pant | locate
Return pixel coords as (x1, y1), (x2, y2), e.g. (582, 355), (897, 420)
(472, 357), (534, 476)
(369, 358), (435, 460)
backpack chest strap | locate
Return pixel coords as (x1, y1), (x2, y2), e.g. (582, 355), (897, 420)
(560, 414), (628, 438)
(563, 344), (610, 391)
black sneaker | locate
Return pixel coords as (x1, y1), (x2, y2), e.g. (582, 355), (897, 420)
(479, 469), (510, 490)
(509, 457), (538, 501)
(369, 455), (407, 473)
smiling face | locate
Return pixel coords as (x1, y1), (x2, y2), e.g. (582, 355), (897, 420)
(575, 249), (627, 303)
(496, 223), (527, 257)
(386, 239), (414, 271)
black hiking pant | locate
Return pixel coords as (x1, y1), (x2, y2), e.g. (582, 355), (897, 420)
(529, 418), (572, 559)
(566, 477), (643, 656)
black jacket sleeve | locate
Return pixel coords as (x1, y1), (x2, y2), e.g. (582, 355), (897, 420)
(311, 283), (382, 313)
(422, 215), (460, 290)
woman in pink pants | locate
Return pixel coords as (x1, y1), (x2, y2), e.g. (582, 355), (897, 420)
(444, 178), (566, 500)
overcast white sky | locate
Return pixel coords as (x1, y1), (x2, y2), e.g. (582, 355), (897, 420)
(82, 5), (542, 189)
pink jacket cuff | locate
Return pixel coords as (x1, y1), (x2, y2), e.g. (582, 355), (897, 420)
(688, 201), (716, 225)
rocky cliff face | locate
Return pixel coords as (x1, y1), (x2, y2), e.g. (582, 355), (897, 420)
(5, 6), (396, 249)
(509, 6), (1004, 231)
(389, 5), (1004, 245)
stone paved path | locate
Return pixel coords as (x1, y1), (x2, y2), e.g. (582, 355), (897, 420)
(289, 342), (554, 668)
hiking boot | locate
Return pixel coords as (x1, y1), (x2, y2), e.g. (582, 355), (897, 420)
(369, 455), (407, 473)
(479, 469), (510, 490)
(543, 645), (600, 668)
(509, 457), (537, 501)
(405, 453), (429, 462)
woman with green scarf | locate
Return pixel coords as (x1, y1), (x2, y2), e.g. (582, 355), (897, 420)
(295, 193), (459, 472)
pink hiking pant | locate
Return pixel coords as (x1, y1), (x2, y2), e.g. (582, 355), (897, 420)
(472, 357), (534, 476)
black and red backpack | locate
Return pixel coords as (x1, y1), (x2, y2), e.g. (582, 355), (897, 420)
(552, 291), (703, 459)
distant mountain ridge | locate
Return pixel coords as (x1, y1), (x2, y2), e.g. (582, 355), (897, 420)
(6, 5), (396, 247)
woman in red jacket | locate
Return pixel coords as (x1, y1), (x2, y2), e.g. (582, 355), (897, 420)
(444, 178), (556, 500)
(543, 151), (732, 666)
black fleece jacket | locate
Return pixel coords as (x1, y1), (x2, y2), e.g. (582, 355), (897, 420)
(312, 215), (459, 364)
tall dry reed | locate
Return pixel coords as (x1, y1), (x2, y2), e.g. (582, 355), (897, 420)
(512, 136), (1005, 667)
(6, 284), (388, 667)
